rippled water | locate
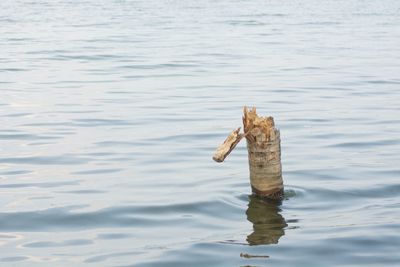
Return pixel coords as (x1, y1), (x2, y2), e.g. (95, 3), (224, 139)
(1, 0), (400, 266)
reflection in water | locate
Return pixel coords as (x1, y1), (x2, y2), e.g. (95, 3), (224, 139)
(246, 195), (287, 245)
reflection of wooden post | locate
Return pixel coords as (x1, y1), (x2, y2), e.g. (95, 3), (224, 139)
(213, 107), (284, 200)
(243, 107), (284, 200)
(246, 195), (286, 245)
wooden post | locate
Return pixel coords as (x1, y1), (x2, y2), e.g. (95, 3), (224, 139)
(243, 107), (284, 200)
(213, 107), (284, 200)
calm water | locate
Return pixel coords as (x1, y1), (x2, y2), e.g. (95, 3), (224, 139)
(1, 0), (400, 266)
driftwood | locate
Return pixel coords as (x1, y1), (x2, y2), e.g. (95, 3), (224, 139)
(240, 252), (269, 259)
(213, 107), (284, 200)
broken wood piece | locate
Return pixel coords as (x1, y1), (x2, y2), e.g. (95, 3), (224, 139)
(212, 127), (244, 163)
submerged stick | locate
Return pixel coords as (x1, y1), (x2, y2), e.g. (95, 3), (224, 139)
(240, 253), (269, 259)
(213, 127), (243, 163)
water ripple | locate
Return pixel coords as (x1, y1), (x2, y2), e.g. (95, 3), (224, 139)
(22, 239), (93, 248)
(0, 155), (90, 165)
(0, 199), (244, 231)
(0, 180), (79, 189)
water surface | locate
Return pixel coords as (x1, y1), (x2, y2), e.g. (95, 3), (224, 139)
(1, 0), (400, 266)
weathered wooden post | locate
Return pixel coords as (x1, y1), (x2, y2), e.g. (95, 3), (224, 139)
(213, 107), (284, 200)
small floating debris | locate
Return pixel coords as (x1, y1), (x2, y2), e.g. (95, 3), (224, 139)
(240, 252), (270, 259)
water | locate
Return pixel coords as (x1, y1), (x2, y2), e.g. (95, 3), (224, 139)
(1, 0), (400, 266)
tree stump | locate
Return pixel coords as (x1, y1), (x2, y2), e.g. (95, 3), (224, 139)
(213, 107), (284, 200)
(243, 107), (284, 200)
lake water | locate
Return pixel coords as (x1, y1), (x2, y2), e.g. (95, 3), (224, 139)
(1, 0), (400, 266)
